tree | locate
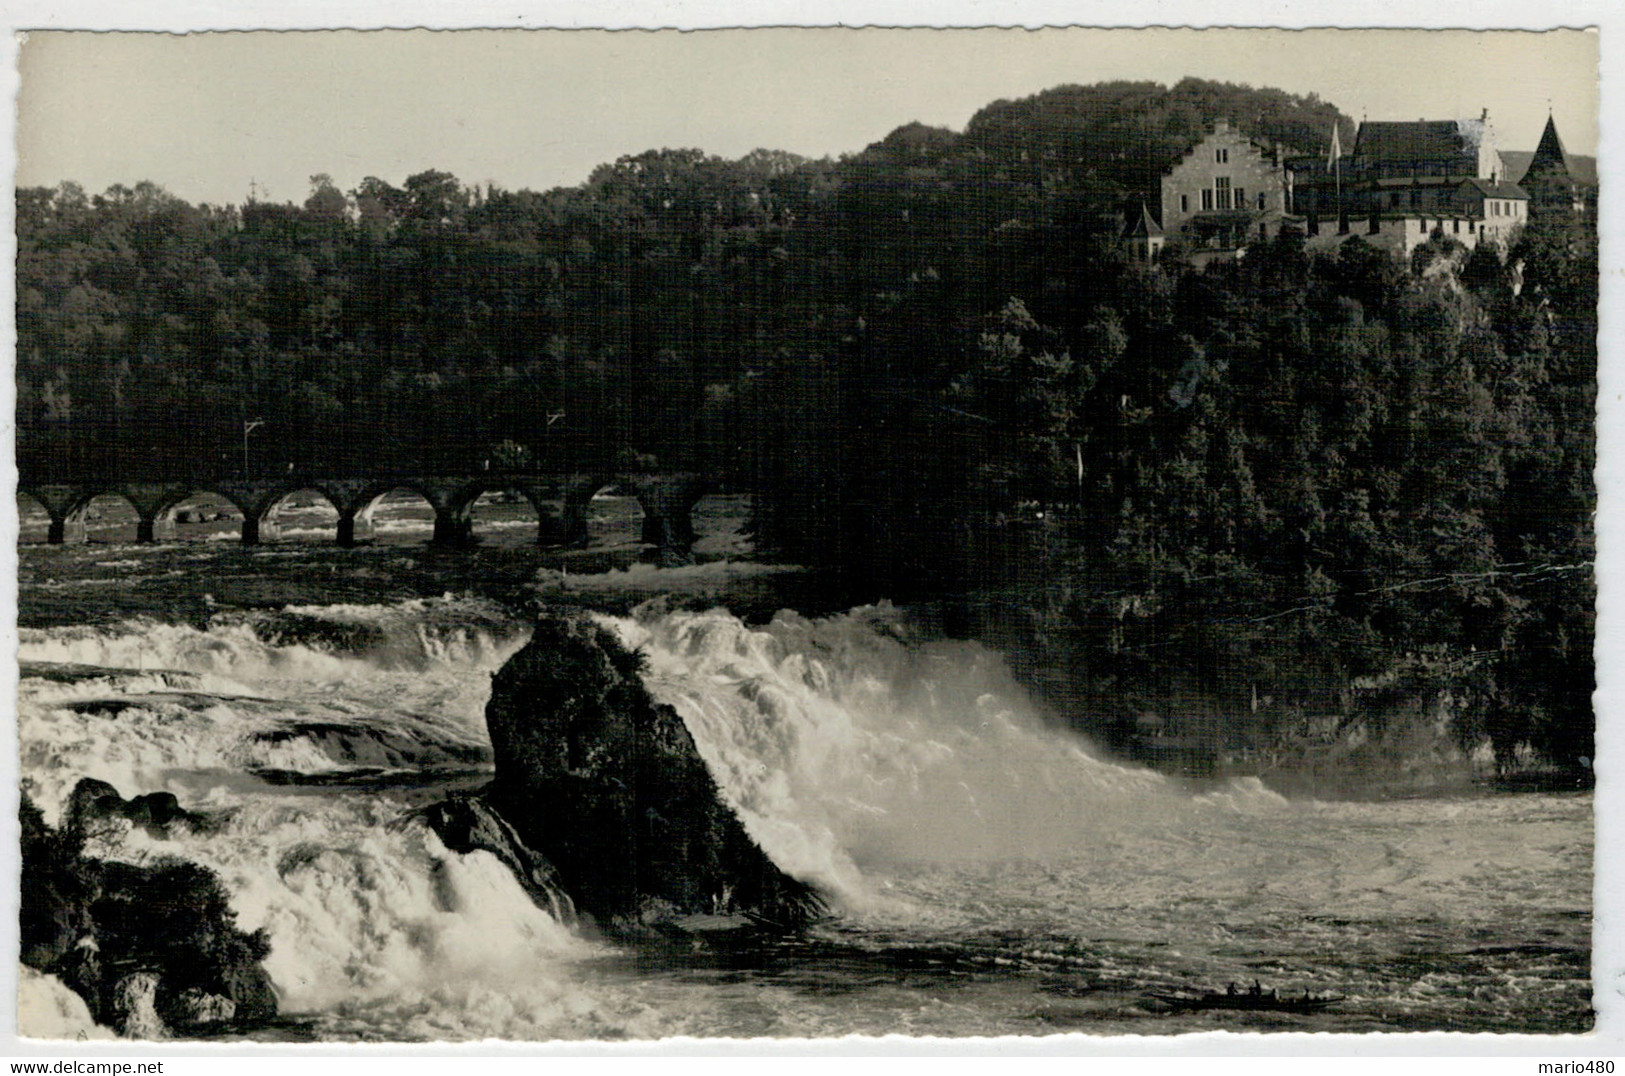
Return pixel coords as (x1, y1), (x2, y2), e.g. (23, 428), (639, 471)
(303, 174), (349, 222)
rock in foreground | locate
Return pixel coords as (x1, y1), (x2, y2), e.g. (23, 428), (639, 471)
(479, 611), (825, 933)
(20, 788), (277, 1039)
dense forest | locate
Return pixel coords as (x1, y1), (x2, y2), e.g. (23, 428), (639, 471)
(15, 78), (1595, 776)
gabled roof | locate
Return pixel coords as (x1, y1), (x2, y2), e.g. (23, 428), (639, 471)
(1458, 178), (1529, 200)
(1164, 122), (1305, 174)
(1353, 119), (1481, 164)
(1122, 203), (1164, 239)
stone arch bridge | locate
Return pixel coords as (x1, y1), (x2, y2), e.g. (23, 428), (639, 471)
(18, 473), (716, 557)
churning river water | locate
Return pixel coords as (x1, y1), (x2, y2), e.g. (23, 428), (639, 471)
(13, 522), (1594, 1040)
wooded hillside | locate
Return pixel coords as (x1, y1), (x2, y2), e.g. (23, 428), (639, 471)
(16, 78), (1594, 777)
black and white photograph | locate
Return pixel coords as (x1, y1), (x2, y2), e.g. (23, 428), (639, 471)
(4, 12), (1610, 1052)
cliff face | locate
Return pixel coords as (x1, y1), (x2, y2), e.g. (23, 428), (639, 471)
(477, 611), (824, 933)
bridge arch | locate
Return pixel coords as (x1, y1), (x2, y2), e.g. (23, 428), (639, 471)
(15, 469), (714, 554)
(17, 485), (107, 544)
(150, 489), (246, 543)
(173, 489), (253, 522)
(628, 474), (711, 564)
(454, 481), (566, 547)
(17, 490), (51, 543)
(75, 491), (143, 543)
(254, 486), (343, 544)
(353, 484), (444, 546)
(560, 474), (642, 550)
(558, 473), (710, 563)
(688, 490), (753, 558)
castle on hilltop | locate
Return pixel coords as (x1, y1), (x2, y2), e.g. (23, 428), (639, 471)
(1132, 111), (1592, 264)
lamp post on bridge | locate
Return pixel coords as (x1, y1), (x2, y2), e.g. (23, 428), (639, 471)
(242, 418), (264, 478)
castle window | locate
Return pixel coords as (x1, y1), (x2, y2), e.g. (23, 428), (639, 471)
(1215, 148), (1229, 164)
(1452, 219), (1460, 234)
(1390, 191), (1400, 208)
(1257, 191), (1267, 211)
(1181, 194), (1189, 213)
(1215, 176), (1231, 210)
(1201, 188), (1213, 211)
(1235, 187), (1245, 210)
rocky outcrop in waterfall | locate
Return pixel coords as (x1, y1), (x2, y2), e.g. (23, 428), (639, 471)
(69, 777), (208, 840)
(457, 610), (826, 934)
(419, 793), (579, 926)
(20, 786), (278, 1038)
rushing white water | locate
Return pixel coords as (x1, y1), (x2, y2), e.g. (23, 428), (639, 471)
(15, 590), (1593, 1040)
(17, 595), (650, 1040)
(607, 605), (1182, 908)
(18, 597), (521, 825)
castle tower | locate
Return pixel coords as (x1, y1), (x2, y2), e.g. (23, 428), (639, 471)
(1522, 114), (1586, 219)
(1531, 113), (1573, 175)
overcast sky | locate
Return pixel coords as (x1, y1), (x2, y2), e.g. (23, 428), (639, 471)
(15, 27), (1598, 207)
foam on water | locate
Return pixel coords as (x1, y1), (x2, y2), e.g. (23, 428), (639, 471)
(19, 596), (526, 822)
(602, 603), (1183, 911)
(546, 560), (802, 590)
(16, 594), (1592, 1039)
(21, 595), (523, 678)
(76, 796), (629, 1041)
(23, 596), (1194, 1034)
(17, 968), (117, 1041)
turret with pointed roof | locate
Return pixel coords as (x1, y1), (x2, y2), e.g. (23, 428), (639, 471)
(1121, 202), (1164, 240)
(1530, 113), (1573, 176)
(1120, 202), (1165, 261)
(1520, 113), (1588, 219)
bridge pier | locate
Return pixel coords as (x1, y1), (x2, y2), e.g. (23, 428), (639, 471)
(535, 512), (567, 546)
(632, 474), (710, 565)
(431, 509), (474, 548)
(135, 514), (177, 544)
(241, 515), (279, 546)
(336, 509), (376, 548)
(119, 484), (193, 544)
(27, 485), (94, 545)
(556, 473), (709, 561)
(559, 474), (612, 548)
(47, 516), (86, 544)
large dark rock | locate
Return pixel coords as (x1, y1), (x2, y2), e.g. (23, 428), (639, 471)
(20, 789), (278, 1038)
(480, 611), (825, 933)
(20, 796), (95, 972)
(69, 777), (208, 839)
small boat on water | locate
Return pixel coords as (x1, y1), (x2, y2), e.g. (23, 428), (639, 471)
(1150, 982), (1344, 1014)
